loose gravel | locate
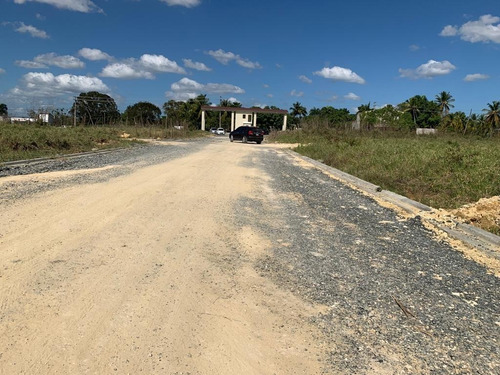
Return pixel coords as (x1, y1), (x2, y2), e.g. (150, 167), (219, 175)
(0, 139), (209, 203)
(236, 147), (499, 374)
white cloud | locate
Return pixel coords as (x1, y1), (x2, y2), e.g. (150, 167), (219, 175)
(399, 60), (456, 79)
(236, 58), (261, 69)
(344, 92), (360, 100)
(166, 77), (244, 101)
(14, 22), (49, 38)
(15, 60), (48, 68)
(100, 54), (185, 79)
(14, 0), (102, 13)
(0, 68), (5, 74)
(206, 49), (261, 69)
(16, 53), (85, 69)
(160, 0), (201, 7)
(100, 63), (154, 79)
(204, 83), (244, 94)
(439, 25), (458, 37)
(78, 48), (112, 61)
(140, 54), (186, 74)
(409, 44), (420, 51)
(8, 72), (109, 98)
(464, 73), (490, 82)
(38, 53), (85, 68)
(290, 89), (304, 97)
(266, 94), (273, 98)
(299, 75), (312, 84)
(440, 15), (500, 43)
(207, 49), (236, 64)
(183, 59), (211, 71)
(313, 66), (365, 84)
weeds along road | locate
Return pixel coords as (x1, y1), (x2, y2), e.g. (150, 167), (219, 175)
(0, 137), (499, 374)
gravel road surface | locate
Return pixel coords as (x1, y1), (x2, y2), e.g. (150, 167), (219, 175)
(1, 137), (498, 374)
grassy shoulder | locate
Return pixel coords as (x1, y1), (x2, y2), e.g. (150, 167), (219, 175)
(268, 129), (500, 235)
(0, 123), (207, 163)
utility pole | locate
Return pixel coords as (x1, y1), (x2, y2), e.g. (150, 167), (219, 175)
(73, 97), (77, 127)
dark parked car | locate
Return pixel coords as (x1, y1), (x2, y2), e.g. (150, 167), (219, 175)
(229, 126), (264, 144)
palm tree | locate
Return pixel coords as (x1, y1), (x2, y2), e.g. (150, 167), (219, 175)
(357, 102), (371, 113)
(401, 97), (420, 124)
(219, 99), (232, 108)
(483, 101), (500, 135)
(435, 91), (455, 117)
(290, 102), (307, 119)
(219, 99), (241, 128)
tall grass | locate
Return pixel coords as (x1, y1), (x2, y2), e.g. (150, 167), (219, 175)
(0, 123), (206, 163)
(269, 123), (500, 210)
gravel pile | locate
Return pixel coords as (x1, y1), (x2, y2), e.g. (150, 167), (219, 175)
(240, 148), (499, 374)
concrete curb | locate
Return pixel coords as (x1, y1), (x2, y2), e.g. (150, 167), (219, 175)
(287, 150), (500, 259)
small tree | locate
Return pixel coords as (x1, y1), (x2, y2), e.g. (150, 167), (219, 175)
(0, 103), (8, 116)
(123, 102), (161, 126)
(399, 95), (440, 128)
(483, 101), (500, 136)
(258, 106), (284, 131)
(290, 102), (307, 122)
(163, 94), (211, 129)
(70, 91), (120, 126)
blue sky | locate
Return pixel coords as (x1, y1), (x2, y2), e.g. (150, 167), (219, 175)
(1, 0), (499, 116)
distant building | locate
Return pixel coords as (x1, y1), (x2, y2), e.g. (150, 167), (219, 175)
(38, 113), (54, 124)
(200, 106), (288, 131)
(10, 117), (35, 123)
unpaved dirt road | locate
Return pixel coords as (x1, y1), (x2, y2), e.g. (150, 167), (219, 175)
(1, 138), (499, 374)
(1, 140), (325, 374)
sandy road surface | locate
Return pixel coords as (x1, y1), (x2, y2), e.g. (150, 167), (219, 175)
(1, 138), (499, 374)
(0, 140), (325, 374)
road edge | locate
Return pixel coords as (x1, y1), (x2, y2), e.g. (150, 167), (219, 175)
(286, 150), (500, 260)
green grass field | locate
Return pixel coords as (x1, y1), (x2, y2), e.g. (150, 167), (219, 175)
(0, 123), (206, 163)
(269, 129), (500, 211)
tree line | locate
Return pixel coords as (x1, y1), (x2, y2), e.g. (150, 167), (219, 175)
(1, 91), (498, 136)
(290, 92), (499, 137)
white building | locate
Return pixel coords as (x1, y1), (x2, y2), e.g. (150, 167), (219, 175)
(200, 106), (288, 131)
(38, 113), (54, 124)
(10, 117), (35, 123)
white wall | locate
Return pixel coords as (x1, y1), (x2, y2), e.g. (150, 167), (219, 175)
(235, 112), (254, 128)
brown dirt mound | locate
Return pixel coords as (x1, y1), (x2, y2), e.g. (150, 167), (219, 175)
(451, 196), (500, 235)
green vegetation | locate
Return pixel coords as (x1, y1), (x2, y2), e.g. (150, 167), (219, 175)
(70, 91), (121, 126)
(0, 103), (7, 116)
(269, 123), (499, 211)
(123, 102), (162, 125)
(0, 124), (130, 162)
(2, 91), (499, 206)
(0, 123), (206, 163)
